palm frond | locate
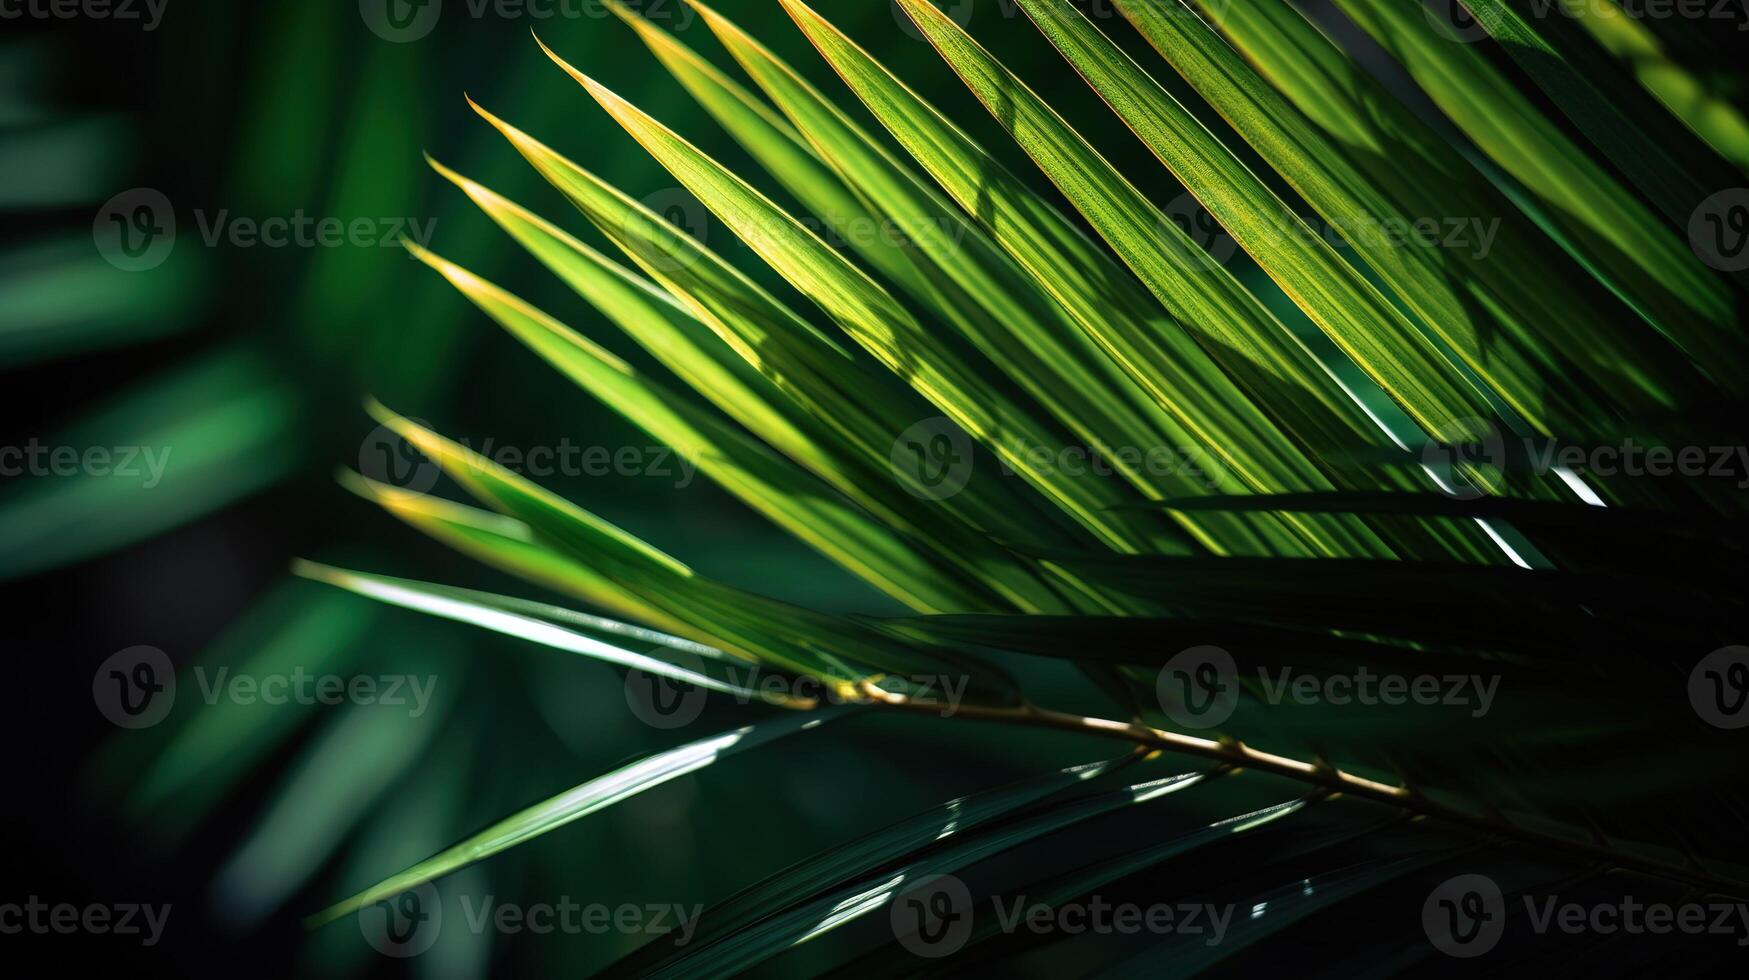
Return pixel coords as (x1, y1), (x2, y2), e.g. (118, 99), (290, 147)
(110, 0), (1749, 972)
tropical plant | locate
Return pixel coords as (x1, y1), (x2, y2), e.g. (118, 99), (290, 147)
(135, 0), (1749, 973)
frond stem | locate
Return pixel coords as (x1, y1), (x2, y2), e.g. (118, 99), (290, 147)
(858, 683), (1748, 896)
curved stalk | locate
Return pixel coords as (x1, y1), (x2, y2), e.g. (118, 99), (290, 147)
(859, 683), (1749, 897)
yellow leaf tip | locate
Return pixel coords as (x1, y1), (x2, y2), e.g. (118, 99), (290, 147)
(290, 558), (337, 583)
(531, 30), (569, 71)
(334, 467), (375, 498)
(776, 0), (817, 23)
(422, 152), (457, 182)
(464, 94), (516, 139)
(362, 396), (400, 427)
(533, 34), (618, 106)
(424, 155), (485, 200)
(685, 0), (729, 27)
